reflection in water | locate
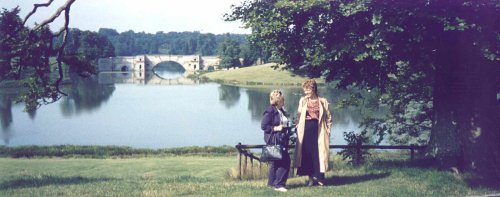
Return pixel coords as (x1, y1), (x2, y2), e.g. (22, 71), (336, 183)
(244, 87), (386, 144)
(0, 75), (115, 144)
(1, 72), (385, 147)
(0, 96), (13, 130)
(153, 62), (185, 79)
(244, 88), (303, 122)
(246, 88), (272, 121)
(218, 85), (241, 108)
(27, 110), (36, 120)
(0, 91), (16, 145)
(98, 72), (198, 85)
(60, 73), (116, 117)
(244, 87), (369, 127)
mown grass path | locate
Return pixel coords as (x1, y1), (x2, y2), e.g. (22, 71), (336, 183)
(0, 156), (498, 196)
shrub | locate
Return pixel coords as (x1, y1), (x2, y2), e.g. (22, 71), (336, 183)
(338, 131), (371, 166)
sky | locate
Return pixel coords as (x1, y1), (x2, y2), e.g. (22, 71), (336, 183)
(2, 0), (250, 34)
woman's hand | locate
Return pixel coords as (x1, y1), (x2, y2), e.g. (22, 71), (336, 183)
(273, 125), (283, 132)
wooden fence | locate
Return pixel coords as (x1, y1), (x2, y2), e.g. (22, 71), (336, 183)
(234, 142), (427, 180)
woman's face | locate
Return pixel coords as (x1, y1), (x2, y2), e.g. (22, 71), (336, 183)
(276, 97), (285, 109)
(303, 87), (315, 98)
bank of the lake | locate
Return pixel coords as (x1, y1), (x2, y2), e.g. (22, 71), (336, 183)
(0, 150), (498, 196)
(0, 145), (237, 158)
(201, 63), (325, 87)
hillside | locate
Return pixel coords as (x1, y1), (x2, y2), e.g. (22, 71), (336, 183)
(201, 63), (324, 87)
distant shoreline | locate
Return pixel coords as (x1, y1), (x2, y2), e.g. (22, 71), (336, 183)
(0, 145), (238, 158)
(201, 63), (327, 88)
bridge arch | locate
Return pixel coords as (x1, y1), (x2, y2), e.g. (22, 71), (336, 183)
(120, 65), (129, 71)
(144, 55), (200, 72)
(152, 61), (186, 79)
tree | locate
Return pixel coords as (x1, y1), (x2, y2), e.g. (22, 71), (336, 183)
(98, 28), (119, 38)
(57, 29), (114, 76)
(240, 43), (261, 67)
(197, 33), (217, 55)
(227, 0), (500, 182)
(0, 8), (25, 78)
(218, 35), (242, 69)
(0, 0), (77, 111)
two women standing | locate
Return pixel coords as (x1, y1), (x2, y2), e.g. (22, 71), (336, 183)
(261, 79), (332, 191)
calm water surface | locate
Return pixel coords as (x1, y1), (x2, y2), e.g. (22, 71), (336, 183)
(0, 72), (368, 148)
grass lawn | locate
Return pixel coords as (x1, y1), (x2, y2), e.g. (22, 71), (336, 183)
(0, 153), (498, 196)
(201, 63), (325, 87)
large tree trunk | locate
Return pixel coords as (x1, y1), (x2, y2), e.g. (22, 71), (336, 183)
(427, 32), (500, 183)
(460, 56), (500, 183)
(427, 42), (461, 170)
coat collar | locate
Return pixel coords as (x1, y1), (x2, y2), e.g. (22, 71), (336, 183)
(300, 97), (325, 120)
(264, 105), (279, 114)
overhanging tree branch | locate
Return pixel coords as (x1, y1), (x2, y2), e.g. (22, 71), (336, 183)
(1, 0), (59, 44)
(28, 0), (76, 97)
(32, 0), (76, 32)
(0, 0), (77, 110)
(54, 3), (73, 96)
(22, 0), (55, 26)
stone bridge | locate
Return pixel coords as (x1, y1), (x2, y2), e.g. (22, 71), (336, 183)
(98, 55), (221, 73)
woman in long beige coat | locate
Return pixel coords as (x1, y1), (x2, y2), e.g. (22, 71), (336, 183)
(293, 79), (332, 186)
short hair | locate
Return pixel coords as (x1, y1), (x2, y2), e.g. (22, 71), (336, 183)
(302, 79), (318, 95)
(269, 90), (283, 106)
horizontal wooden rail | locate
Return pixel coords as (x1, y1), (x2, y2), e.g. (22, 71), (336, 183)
(236, 144), (427, 150)
(235, 142), (427, 180)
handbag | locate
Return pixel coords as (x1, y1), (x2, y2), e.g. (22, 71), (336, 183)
(260, 134), (283, 162)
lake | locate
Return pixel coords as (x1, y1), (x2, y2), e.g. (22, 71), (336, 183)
(0, 71), (374, 149)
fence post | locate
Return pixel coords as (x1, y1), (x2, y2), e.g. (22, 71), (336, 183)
(237, 142), (242, 180)
(355, 141), (362, 165)
(410, 147), (415, 161)
(250, 157), (254, 178)
(259, 160), (262, 176)
(244, 155), (248, 176)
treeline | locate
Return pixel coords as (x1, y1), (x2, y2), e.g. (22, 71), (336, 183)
(60, 28), (270, 68)
(98, 28), (242, 56)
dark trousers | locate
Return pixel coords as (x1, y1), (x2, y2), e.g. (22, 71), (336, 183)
(297, 119), (324, 180)
(267, 151), (290, 188)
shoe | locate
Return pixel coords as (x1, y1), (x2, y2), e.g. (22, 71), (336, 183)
(274, 187), (288, 192)
(307, 179), (314, 187)
(307, 176), (314, 187)
(312, 177), (324, 186)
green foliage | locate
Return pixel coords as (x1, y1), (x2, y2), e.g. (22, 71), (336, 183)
(54, 29), (115, 76)
(96, 29), (271, 66)
(0, 8), (116, 112)
(98, 29), (242, 56)
(218, 35), (242, 68)
(0, 7), (62, 111)
(227, 0), (500, 180)
(227, 0), (498, 139)
(0, 8), (25, 78)
(338, 131), (371, 166)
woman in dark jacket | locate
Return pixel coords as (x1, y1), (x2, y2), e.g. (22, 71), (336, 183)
(261, 90), (290, 192)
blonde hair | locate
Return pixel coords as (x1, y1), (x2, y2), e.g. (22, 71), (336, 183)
(269, 90), (283, 106)
(302, 79), (318, 95)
